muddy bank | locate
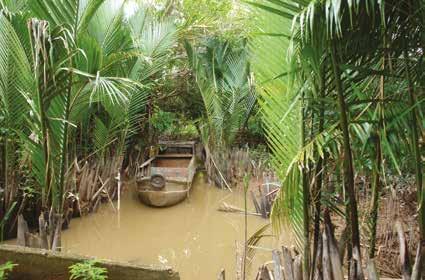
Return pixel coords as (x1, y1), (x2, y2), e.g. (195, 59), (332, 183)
(0, 244), (179, 280)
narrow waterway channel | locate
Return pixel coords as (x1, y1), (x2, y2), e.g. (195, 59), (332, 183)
(59, 173), (273, 279)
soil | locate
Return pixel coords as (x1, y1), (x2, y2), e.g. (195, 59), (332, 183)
(331, 175), (420, 278)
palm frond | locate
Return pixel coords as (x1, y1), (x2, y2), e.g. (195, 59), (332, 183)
(129, 8), (177, 82)
(71, 69), (143, 105)
(78, 0), (106, 33)
(0, 0), (28, 14)
(29, 0), (80, 30)
(93, 116), (109, 153)
(0, 14), (32, 130)
(29, 0), (105, 34)
(101, 7), (132, 57)
(249, 0), (305, 250)
(187, 39), (255, 148)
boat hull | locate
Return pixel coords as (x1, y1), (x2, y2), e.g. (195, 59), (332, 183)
(136, 141), (197, 207)
(137, 180), (190, 207)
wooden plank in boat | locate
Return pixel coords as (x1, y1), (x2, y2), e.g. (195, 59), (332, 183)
(156, 154), (193, 158)
(151, 167), (189, 178)
(139, 157), (155, 168)
(158, 141), (196, 146)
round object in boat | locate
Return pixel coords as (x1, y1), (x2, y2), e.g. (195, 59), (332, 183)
(150, 174), (166, 190)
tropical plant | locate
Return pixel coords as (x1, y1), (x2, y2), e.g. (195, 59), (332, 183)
(0, 261), (17, 280)
(249, 0), (306, 265)
(0, 0), (178, 250)
(23, 0), (142, 250)
(150, 109), (177, 136)
(186, 38), (256, 187)
(250, 0), (425, 278)
(178, 0), (253, 40)
(69, 260), (107, 280)
(0, 202), (16, 242)
(0, 9), (33, 234)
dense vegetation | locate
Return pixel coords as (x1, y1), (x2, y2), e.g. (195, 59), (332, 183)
(0, 0), (424, 279)
(251, 0), (424, 279)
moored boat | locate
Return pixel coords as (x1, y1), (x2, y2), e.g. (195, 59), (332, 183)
(136, 141), (196, 207)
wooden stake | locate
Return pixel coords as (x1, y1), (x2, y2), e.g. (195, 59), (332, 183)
(396, 221), (411, 280)
(281, 247), (294, 280)
(366, 259), (379, 280)
(38, 213), (48, 249)
(116, 171), (121, 211)
(17, 214), (28, 247)
(272, 250), (283, 280)
(218, 269), (225, 280)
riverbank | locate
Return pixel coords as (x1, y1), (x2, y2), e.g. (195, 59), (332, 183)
(0, 244), (179, 280)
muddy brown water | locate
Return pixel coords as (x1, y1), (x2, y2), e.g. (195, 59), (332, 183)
(59, 173), (274, 279)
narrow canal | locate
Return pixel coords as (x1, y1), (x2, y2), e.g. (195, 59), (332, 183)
(60, 173), (272, 279)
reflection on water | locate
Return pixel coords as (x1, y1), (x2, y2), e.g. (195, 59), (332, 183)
(61, 173), (273, 279)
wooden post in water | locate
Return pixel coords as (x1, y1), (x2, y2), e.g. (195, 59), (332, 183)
(38, 213), (48, 249)
(281, 247), (294, 280)
(255, 265), (272, 280)
(272, 249), (283, 280)
(366, 259), (379, 280)
(17, 214), (28, 247)
(116, 171), (121, 211)
(218, 269), (225, 280)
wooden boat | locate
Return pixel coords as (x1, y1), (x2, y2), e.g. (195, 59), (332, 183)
(136, 141), (197, 207)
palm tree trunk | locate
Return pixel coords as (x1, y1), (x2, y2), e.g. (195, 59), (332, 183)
(56, 70), (73, 213)
(330, 42), (363, 280)
(1, 139), (7, 203)
(0, 139), (5, 219)
(29, 20), (52, 210)
(301, 96), (310, 278)
(39, 82), (51, 211)
(369, 53), (385, 259)
(404, 48), (424, 277)
(2, 139), (13, 210)
(312, 68), (326, 279)
(368, 132), (382, 259)
(404, 49), (424, 231)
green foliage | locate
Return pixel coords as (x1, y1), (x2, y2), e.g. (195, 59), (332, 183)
(150, 108), (198, 139)
(151, 109), (176, 135)
(246, 115), (263, 137)
(0, 202), (17, 241)
(0, 12), (33, 211)
(0, 0), (177, 249)
(0, 261), (17, 280)
(250, 0), (425, 274)
(186, 38), (257, 187)
(249, 0), (304, 247)
(179, 0), (253, 40)
(69, 260), (107, 280)
(186, 38), (256, 149)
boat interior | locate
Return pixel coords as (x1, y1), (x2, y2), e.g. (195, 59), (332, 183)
(137, 141), (196, 182)
(153, 156), (192, 168)
(148, 142), (196, 180)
